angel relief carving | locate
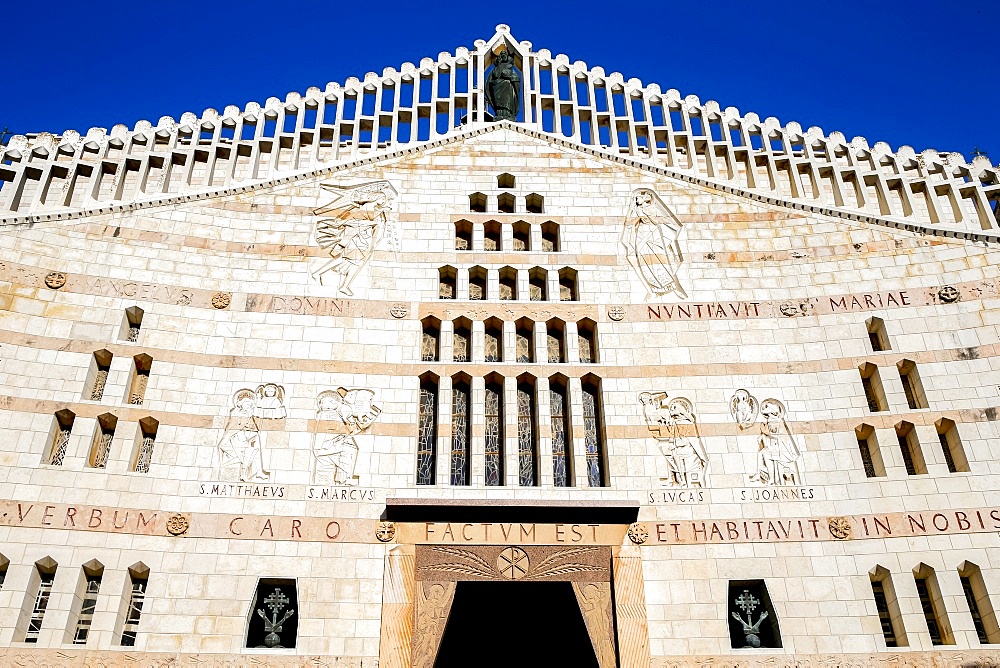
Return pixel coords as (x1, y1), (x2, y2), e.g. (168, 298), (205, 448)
(620, 188), (687, 299)
(311, 180), (399, 296)
(217, 384), (288, 482)
(312, 388), (382, 486)
(730, 390), (804, 486)
(640, 392), (708, 487)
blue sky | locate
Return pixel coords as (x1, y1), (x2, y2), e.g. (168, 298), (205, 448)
(3, 0), (997, 161)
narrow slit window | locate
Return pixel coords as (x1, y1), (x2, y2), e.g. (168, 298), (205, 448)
(47, 409), (75, 466)
(936, 418), (969, 473)
(483, 221), (501, 251)
(867, 317), (890, 351)
(546, 320), (565, 363)
(416, 374), (438, 485)
(20, 559), (58, 643)
(450, 376), (471, 486)
(529, 268), (548, 301)
(127, 354), (153, 405)
(914, 565), (954, 645)
(558, 268), (578, 301)
(541, 222), (559, 252)
(439, 266), (457, 300)
(869, 567), (906, 647)
(515, 320), (534, 363)
(516, 377), (537, 486)
(132, 417), (158, 473)
(499, 267), (517, 301)
(897, 359), (928, 409)
(859, 363), (887, 412)
(549, 376), (572, 487)
(855, 424), (885, 477)
(86, 349), (113, 400)
(454, 220), (472, 250)
(896, 422), (927, 475)
(452, 319), (471, 363)
(582, 377), (607, 487)
(484, 376), (505, 486)
(484, 319), (503, 363)
(71, 562), (104, 645)
(421, 317), (440, 362)
(512, 221), (530, 251)
(468, 267), (487, 300)
(577, 319), (598, 363)
(958, 561), (1000, 644)
(89, 413), (118, 469)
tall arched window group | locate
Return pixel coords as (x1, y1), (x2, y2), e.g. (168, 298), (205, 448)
(421, 317), (597, 364)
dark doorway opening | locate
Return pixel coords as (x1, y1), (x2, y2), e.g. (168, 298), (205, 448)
(434, 581), (600, 668)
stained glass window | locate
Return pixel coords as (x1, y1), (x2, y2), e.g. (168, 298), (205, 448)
(577, 321), (597, 363)
(515, 325), (533, 363)
(582, 381), (605, 487)
(453, 322), (470, 362)
(541, 222), (559, 252)
(484, 222), (501, 251)
(512, 223), (529, 251)
(485, 381), (504, 486)
(450, 379), (470, 485)
(517, 381), (537, 486)
(439, 268), (456, 299)
(529, 272), (547, 301)
(469, 269), (487, 300)
(546, 325), (564, 363)
(417, 378), (438, 485)
(455, 221), (472, 250)
(550, 381), (571, 486)
(421, 320), (439, 362)
(499, 271), (516, 300)
(558, 270), (577, 301)
(484, 324), (502, 362)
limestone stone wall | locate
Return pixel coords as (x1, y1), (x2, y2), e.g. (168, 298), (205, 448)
(0, 127), (997, 662)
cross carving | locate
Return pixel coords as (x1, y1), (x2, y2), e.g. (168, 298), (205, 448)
(735, 590), (759, 614)
(264, 589), (290, 614)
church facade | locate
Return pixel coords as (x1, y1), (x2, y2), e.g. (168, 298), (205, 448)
(0, 24), (998, 666)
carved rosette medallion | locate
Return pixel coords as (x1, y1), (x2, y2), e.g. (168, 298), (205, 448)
(211, 292), (232, 309)
(938, 285), (960, 303)
(166, 514), (190, 536)
(375, 521), (396, 543)
(44, 272), (67, 289)
(389, 303), (408, 318)
(627, 522), (649, 545)
(828, 516), (852, 540)
(608, 305), (626, 321)
(496, 547), (530, 580)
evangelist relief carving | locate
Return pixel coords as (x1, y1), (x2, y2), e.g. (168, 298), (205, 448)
(621, 188), (687, 299)
(731, 390), (803, 486)
(640, 392), (708, 487)
(217, 385), (287, 482)
(312, 180), (399, 296)
(312, 388), (382, 486)
(412, 581), (456, 668)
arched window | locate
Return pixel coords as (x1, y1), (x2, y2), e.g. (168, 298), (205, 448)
(499, 266), (517, 300)
(484, 317), (503, 363)
(549, 375), (572, 487)
(483, 221), (501, 251)
(516, 375), (538, 486)
(515, 318), (534, 363)
(438, 266), (457, 299)
(452, 318), (471, 363)
(867, 316), (890, 351)
(541, 221), (559, 252)
(855, 423), (886, 478)
(88, 413), (117, 469)
(469, 266), (487, 300)
(529, 267), (548, 301)
(421, 317), (440, 362)
(85, 349), (113, 401)
(526, 193), (544, 213)
(581, 375), (607, 487)
(869, 566), (906, 647)
(498, 192), (516, 213)
(485, 373), (505, 486)
(897, 359), (928, 409)
(859, 362), (887, 412)
(454, 220), (472, 250)
(558, 268), (578, 301)
(469, 192), (487, 212)
(577, 319), (598, 363)
(895, 421), (927, 475)
(416, 373), (439, 485)
(512, 221), (530, 251)
(913, 563), (955, 645)
(450, 374), (471, 486)
(936, 418), (969, 473)
(47, 409), (75, 466)
(132, 417), (158, 473)
(127, 354), (153, 406)
(546, 319), (565, 363)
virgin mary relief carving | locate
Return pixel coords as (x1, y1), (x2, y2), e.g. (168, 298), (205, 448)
(621, 188), (687, 299)
(312, 180), (400, 296)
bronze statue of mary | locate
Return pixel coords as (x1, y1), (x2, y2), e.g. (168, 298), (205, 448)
(485, 50), (521, 121)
